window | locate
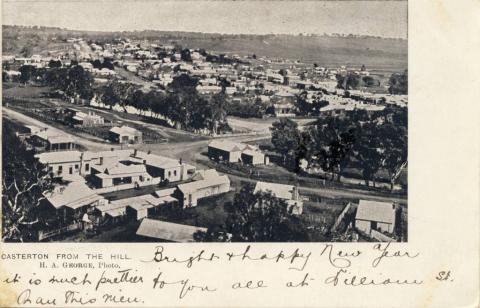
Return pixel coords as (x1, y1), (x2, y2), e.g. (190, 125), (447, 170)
(139, 176), (144, 182)
(75, 164), (79, 169)
(69, 167), (73, 174)
(58, 166), (63, 175)
(173, 170), (177, 176)
(168, 171), (171, 177)
(85, 163), (90, 171)
(48, 166), (53, 172)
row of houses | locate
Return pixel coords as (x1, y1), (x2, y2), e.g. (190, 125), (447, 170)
(35, 149), (196, 188)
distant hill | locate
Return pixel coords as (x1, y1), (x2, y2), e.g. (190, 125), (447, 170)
(2, 25), (407, 72)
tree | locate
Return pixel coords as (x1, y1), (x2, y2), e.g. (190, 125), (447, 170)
(305, 117), (356, 181)
(336, 73), (360, 90)
(270, 118), (303, 169)
(2, 122), (54, 242)
(379, 123), (407, 190)
(48, 59), (62, 68)
(352, 122), (384, 187)
(99, 80), (137, 112)
(91, 59), (103, 69)
(63, 65), (94, 100)
(388, 70), (408, 94)
(195, 184), (309, 242)
(180, 48), (192, 62)
(19, 65), (36, 84)
(169, 73), (198, 91)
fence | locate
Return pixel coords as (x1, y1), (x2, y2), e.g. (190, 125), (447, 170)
(370, 229), (397, 242)
(202, 158), (406, 199)
(38, 222), (82, 241)
(331, 202), (353, 232)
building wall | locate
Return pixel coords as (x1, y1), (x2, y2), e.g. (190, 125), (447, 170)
(180, 182), (230, 208)
(47, 161), (91, 178)
(356, 219), (394, 234)
(287, 200), (303, 215)
(163, 166), (183, 182)
(208, 147), (229, 161)
(109, 132), (142, 144)
(242, 153), (265, 165)
(355, 219), (372, 234)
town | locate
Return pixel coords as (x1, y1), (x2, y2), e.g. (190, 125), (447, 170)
(2, 25), (408, 243)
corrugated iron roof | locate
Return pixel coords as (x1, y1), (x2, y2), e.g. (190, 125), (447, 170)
(355, 200), (396, 224)
(136, 218), (207, 242)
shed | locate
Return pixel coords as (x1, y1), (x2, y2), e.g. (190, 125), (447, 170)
(355, 200), (396, 234)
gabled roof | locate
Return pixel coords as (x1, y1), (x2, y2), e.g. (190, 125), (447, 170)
(208, 140), (247, 152)
(45, 181), (103, 210)
(154, 188), (176, 198)
(136, 218), (207, 242)
(355, 200), (396, 224)
(129, 151), (182, 169)
(109, 125), (141, 136)
(104, 163), (147, 176)
(35, 151), (83, 164)
(254, 181), (295, 200)
(34, 129), (74, 143)
(191, 169), (220, 181)
(242, 149), (265, 158)
(177, 175), (230, 194)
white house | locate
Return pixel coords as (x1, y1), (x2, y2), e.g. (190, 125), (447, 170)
(175, 170), (230, 208)
(254, 181), (303, 215)
(355, 200), (397, 234)
(109, 125), (142, 144)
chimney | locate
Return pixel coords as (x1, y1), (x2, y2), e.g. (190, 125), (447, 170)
(79, 152), (84, 176)
(292, 186), (299, 201)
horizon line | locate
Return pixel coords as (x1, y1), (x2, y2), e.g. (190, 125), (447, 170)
(2, 24), (408, 40)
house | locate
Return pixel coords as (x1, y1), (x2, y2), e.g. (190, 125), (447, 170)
(35, 151), (92, 178)
(136, 218), (207, 242)
(125, 189), (178, 221)
(208, 140), (268, 165)
(355, 200), (397, 234)
(208, 140), (247, 163)
(35, 149), (196, 190)
(109, 126), (142, 144)
(41, 181), (107, 224)
(175, 169), (230, 208)
(241, 149), (268, 165)
(272, 103), (296, 117)
(253, 181), (303, 215)
(29, 129), (76, 152)
(65, 108), (105, 127)
(90, 162), (153, 189)
(128, 150), (196, 183)
(96, 188), (177, 222)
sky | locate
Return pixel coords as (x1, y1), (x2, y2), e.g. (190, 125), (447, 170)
(2, 0), (408, 39)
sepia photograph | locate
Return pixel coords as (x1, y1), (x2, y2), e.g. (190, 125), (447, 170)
(2, 0), (408, 243)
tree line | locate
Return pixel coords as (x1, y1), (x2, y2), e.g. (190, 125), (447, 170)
(14, 64), (232, 135)
(270, 107), (407, 189)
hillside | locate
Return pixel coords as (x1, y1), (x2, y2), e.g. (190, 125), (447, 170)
(2, 25), (407, 72)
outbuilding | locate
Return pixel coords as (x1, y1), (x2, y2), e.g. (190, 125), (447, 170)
(355, 200), (397, 234)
